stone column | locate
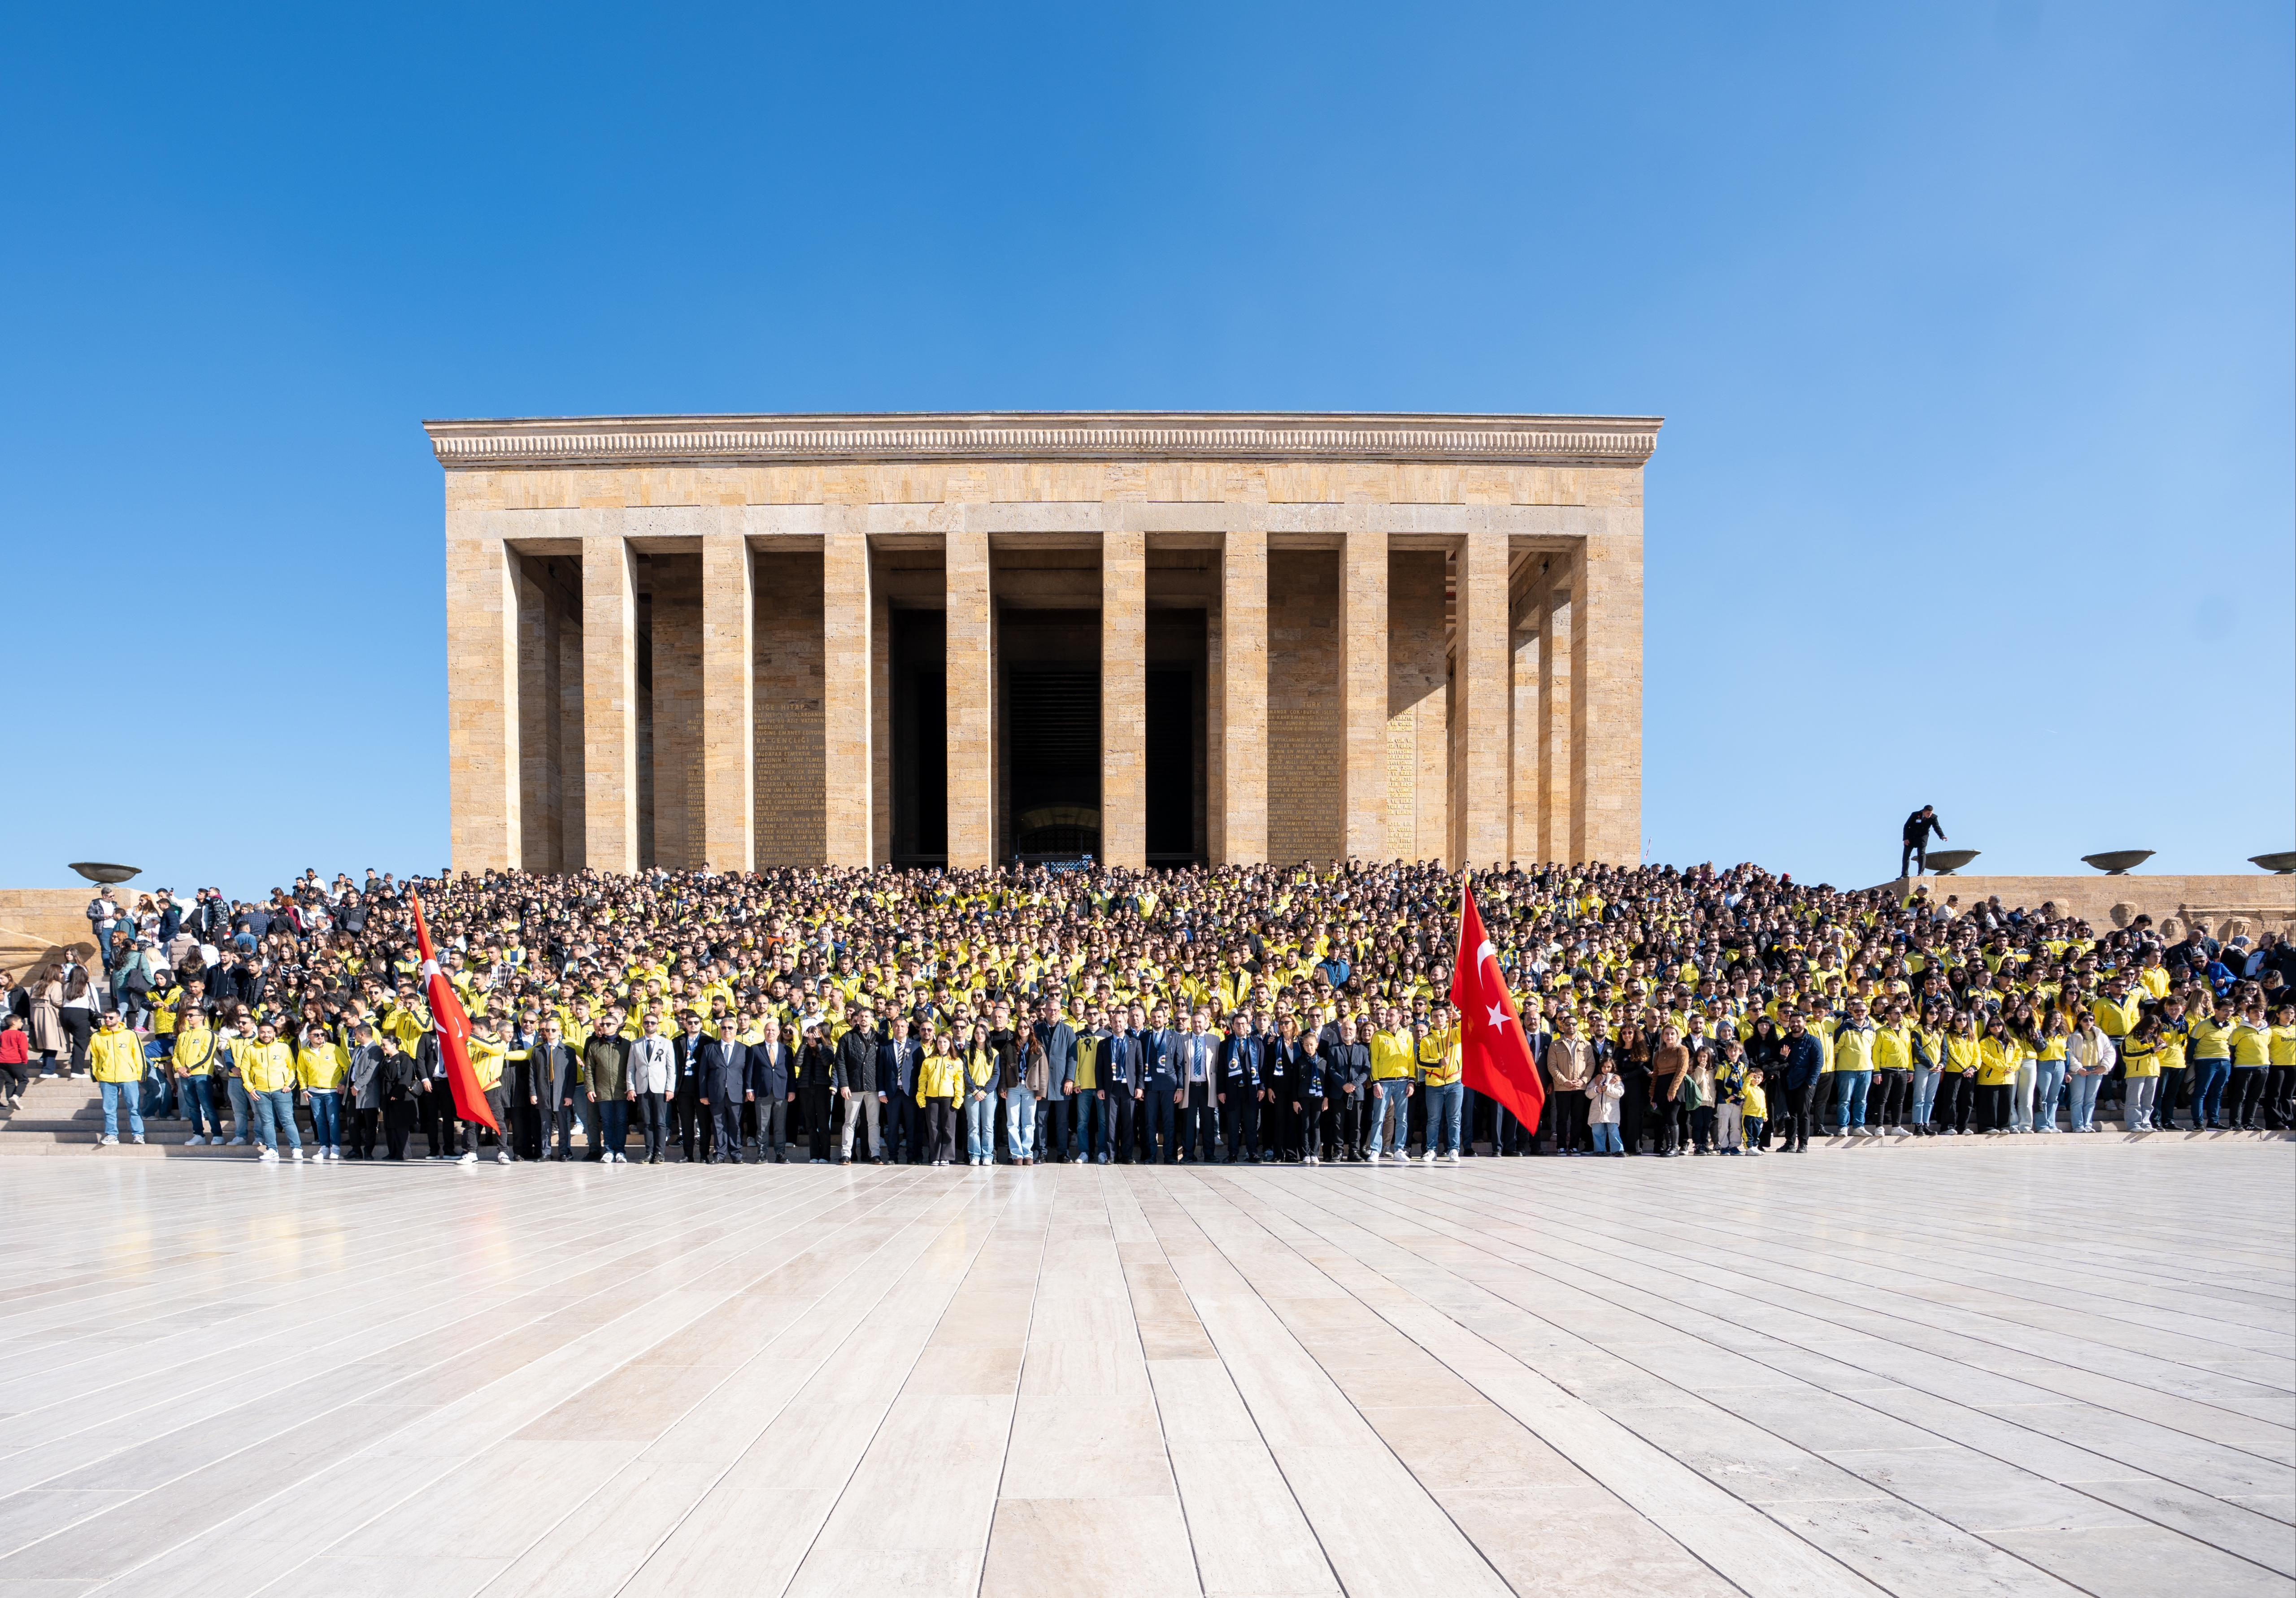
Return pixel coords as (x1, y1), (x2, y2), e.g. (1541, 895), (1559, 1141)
(445, 517), (519, 873)
(1573, 513), (1644, 865)
(1539, 575), (1574, 864)
(946, 525), (994, 868)
(700, 524), (754, 873)
(1337, 525), (1387, 860)
(1454, 527), (1510, 868)
(1100, 517), (1147, 869)
(1219, 510), (1268, 864)
(822, 516), (874, 868)
(582, 526), (639, 874)
(1510, 612), (1538, 867)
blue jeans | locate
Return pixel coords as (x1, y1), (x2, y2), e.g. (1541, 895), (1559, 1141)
(599, 1096), (628, 1155)
(308, 1091), (342, 1148)
(2190, 1059), (2231, 1126)
(1591, 1121), (1622, 1154)
(1835, 1070), (1872, 1130)
(178, 1074), (220, 1136)
(2066, 1073), (2103, 1130)
(99, 1080), (144, 1139)
(1006, 1083), (1036, 1158)
(1074, 1092), (1105, 1158)
(226, 1076), (253, 1140)
(1373, 1081), (1410, 1154)
(1424, 1081), (1463, 1155)
(253, 1089), (301, 1151)
(1911, 1065), (1939, 1125)
(965, 1092), (996, 1161)
(2031, 1060), (2066, 1130)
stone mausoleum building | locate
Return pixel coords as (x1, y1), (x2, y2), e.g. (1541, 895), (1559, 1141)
(428, 411), (1655, 875)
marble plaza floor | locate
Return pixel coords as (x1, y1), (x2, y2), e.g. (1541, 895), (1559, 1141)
(0, 1146), (2285, 1598)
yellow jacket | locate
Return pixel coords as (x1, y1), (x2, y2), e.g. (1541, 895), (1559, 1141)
(1417, 1026), (1461, 1087)
(296, 1042), (347, 1091)
(171, 1026), (217, 1077)
(89, 1024), (144, 1085)
(1976, 1037), (2019, 1086)
(917, 1051), (962, 1102)
(470, 1035), (506, 1090)
(1370, 1029), (1417, 1081)
(238, 1039), (298, 1094)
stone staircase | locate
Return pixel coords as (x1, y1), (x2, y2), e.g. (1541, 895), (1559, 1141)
(0, 1074), (245, 1157)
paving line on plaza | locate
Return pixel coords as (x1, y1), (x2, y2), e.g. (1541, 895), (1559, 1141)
(10, 1169), (910, 1592)
(0, 1164), (741, 1503)
(203, 1167), (966, 1598)
(1250, 1163), (2094, 1598)
(1137, 1165), (1528, 1598)
(1556, 1162), (2296, 1448)
(1285, 1159), (2294, 1589)
(1104, 1165), (1344, 1597)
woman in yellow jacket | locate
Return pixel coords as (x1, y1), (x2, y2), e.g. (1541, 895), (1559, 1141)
(87, 1008), (146, 1146)
(915, 1021), (963, 1166)
(1975, 1015), (2020, 1134)
(2119, 1016), (2162, 1131)
(1937, 1012), (1983, 1136)
(2226, 1004), (2273, 1130)
(172, 1016), (223, 1145)
(295, 1024), (348, 1162)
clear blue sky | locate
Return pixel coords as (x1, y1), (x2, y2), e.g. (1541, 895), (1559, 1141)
(5, 1), (2289, 896)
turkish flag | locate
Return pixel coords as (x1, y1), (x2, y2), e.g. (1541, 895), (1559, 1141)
(410, 890), (500, 1132)
(1448, 880), (1545, 1132)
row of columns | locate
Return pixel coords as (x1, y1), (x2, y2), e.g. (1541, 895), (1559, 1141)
(450, 523), (1638, 876)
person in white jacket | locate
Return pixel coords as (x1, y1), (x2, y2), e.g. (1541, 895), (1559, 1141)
(2062, 1017), (2116, 1133)
(1587, 1066), (1626, 1157)
(628, 1020), (676, 1164)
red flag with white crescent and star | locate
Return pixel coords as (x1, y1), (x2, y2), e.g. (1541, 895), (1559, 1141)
(410, 890), (499, 1132)
(1448, 878), (1545, 1132)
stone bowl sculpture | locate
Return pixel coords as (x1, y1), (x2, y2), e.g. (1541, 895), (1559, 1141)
(1922, 849), (1979, 875)
(66, 862), (141, 886)
(2251, 851), (2296, 875)
(2080, 851), (2153, 875)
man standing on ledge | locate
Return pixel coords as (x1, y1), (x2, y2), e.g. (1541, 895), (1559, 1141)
(1901, 806), (1948, 877)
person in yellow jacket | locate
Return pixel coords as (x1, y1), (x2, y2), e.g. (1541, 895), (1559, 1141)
(237, 1020), (303, 1162)
(915, 1021), (963, 1166)
(1367, 1006), (1416, 1164)
(2225, 1003), (2273, 1130)
(465, 1023), (511, 1164)
(172, 1016), (223, 1145)
(88, 1009), (146, 1146)
(1974, 1014), (2021, 1134)
(2266, 1003), (2296, 1133)
(295, 1024), (348, 1161)
(962, 1019), (998, 1167)
(2119, 1016), (2162, 1130)
(1418, 1007), (1466, 1164)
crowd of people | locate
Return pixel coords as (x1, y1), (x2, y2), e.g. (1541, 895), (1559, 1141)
(4, 859), (2293, 1165)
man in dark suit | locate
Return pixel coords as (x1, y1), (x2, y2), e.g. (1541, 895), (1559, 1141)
(528, 1018), (585, 1162)
(748, 1024), (793, 1162)
(1143, 1003), (1186, 1165)
(879, 1020), (923, 1164)
(671, 1013), (709, 1162)
(696, 1027), (748, 1164)
(1032, 998), (1078, 1162)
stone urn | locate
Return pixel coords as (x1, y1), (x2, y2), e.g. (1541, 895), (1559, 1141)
(67, 862), (141, 886)
(1922, 849), (1979, 875)
(2080, 851), (2153, 875)
(2251, 851), (2296, 875)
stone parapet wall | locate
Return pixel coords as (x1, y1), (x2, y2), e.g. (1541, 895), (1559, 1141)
(1882, 874), (2296, 941)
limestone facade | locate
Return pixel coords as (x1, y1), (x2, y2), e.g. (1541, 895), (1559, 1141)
(428, 412), (1657, 873)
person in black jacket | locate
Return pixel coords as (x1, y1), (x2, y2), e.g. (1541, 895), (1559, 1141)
(671, 1015), (709, 1162)
(1331, 1020), (1373, 1161)
(796, 1021), (837, 1164)
(879, 1020), (922, 1164)
(696, 1028), (747, 1164)
(377, 1030), (422, 1161)
(1778, 1016), (1826, 1153)
(748, 1022), (795, 1162)
(529, 1019), (585, 1162)
(835, 1008), (882, 1165)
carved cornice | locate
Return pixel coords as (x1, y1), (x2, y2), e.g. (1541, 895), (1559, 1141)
(422, 412), (1661, 470)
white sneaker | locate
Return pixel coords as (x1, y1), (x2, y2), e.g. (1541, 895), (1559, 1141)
(459, 1151), (477, 1164)
(1423, 1150), (1439, 1164)
(258, 1147), (278, 1162)
(184, 1134), (205, 1146)
(495, 1151), (511, 1164)
(131, 1134), (146, 1145)
(291, 1149), (304, 1162)
(1442, 1151), (1460, 1164)
(100, 1134), (117, 1146)
(1367, 1149), (1381, 1164)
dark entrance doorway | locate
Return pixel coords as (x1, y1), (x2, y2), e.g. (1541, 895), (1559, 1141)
(1008, 669), (1100, 857)
(891, 609), (946, 866)
(1145, 669), (1194, 864)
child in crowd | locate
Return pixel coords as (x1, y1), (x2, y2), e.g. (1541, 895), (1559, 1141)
(1740, 1067), (1767, 1156)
